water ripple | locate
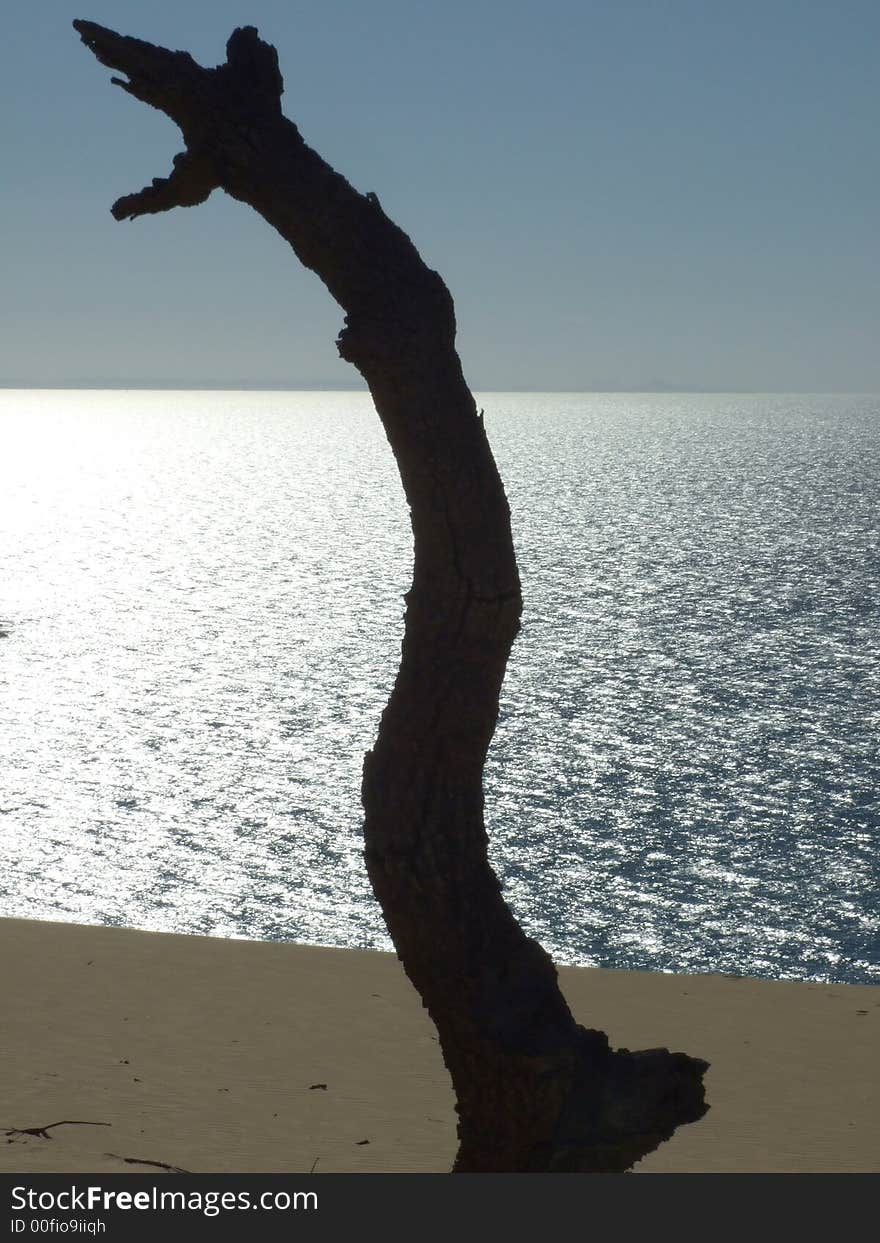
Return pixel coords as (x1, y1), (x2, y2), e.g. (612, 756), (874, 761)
(1, 389), (877, 982)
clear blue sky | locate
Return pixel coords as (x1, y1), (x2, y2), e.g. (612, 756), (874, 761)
(2, 0), (878, 390)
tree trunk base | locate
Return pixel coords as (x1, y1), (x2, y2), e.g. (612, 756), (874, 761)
(452, 1025), (708, 1173)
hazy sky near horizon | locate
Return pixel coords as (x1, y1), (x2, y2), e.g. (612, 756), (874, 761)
(2, 0), (879, 391)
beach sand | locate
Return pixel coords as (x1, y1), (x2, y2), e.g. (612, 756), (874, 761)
(1, 916), (876, 1174)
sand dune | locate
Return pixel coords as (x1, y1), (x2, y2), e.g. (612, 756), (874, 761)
(1, 917), (876, 1173)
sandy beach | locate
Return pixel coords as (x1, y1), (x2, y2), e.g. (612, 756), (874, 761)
(1, 916), (876, 1174)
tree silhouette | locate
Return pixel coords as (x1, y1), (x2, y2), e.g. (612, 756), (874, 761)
(75, 19), (708, 1171)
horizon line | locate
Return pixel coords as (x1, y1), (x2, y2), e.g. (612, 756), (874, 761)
(2, 382), (878, 396)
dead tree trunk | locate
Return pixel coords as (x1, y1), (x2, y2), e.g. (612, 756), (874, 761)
(75, 19), (708, 1171)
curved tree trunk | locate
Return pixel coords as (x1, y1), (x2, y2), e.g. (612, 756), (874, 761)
(75, 19), (708, 1171)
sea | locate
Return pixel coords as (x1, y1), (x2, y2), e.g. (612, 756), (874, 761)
(1, 388), (877, 984)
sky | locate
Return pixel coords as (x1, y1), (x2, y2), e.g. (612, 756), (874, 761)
(2, 0), (879, 391)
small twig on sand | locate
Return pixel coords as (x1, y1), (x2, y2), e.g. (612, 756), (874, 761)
(105, 1153), (190, 1174)
(2, 1120), (111, 1141)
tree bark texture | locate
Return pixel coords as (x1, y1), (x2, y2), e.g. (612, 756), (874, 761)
(75, 19), (709, 1171)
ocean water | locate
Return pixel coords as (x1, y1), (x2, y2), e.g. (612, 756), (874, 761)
(1, 389), (877, 984)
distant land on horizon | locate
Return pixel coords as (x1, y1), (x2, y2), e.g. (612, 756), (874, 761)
(2, 381), (877, 396)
